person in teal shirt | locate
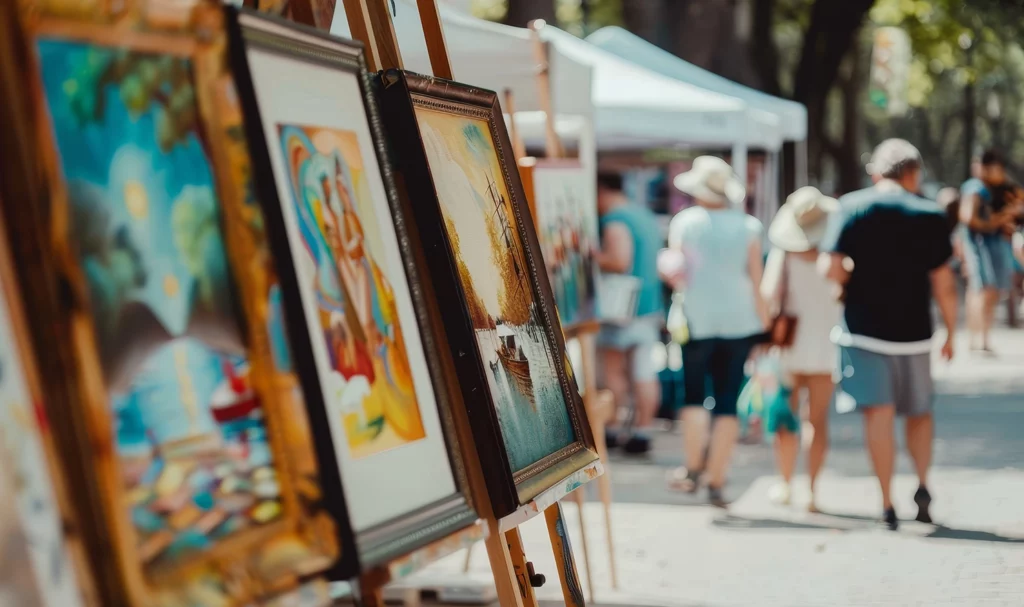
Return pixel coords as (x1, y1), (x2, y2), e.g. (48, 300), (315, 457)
(595, 172), (665, 455)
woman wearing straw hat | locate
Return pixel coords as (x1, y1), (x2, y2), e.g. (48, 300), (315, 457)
(760, 186), (842, 512)
(661, 156), (769, 507)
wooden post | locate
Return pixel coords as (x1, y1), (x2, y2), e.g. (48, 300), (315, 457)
(505, 89), (527, 161)
(504, 527), (538, 607)
(569, 490), (594, 600)
(414, 0), (454, 79)
(544, 502), (586, 607)
(362, 0), (404, 70)
(341, 0), (384, 71)
(527, 19), (562, 159)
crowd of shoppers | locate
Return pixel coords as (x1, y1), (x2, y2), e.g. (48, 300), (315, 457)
(595, 137), (1024, 529)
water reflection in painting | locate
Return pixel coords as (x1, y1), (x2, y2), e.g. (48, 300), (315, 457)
(415, 108), (575, 472)
(38, 39), (282, 571)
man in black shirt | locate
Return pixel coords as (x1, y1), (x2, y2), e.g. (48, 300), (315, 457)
(820, 139), (957, 530)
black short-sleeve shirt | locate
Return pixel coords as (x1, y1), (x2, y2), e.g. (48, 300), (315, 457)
(821, 185), (953, 344)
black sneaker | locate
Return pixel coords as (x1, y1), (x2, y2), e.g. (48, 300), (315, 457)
(914, 486), (933, 523)
(622, 435), (651, 455)
(708, 485), (728, 509)
(882, 507), (899, 531)
(605, 429), (621, 450)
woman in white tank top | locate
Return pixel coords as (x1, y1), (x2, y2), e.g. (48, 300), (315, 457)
(761, 187), (842, 512)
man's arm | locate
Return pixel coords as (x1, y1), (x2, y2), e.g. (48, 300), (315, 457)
(930, 263), (957, 360)
(595, 222), (634, 274)
(959, 193), (1002, 233)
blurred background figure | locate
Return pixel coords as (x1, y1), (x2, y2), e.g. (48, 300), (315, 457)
(821, 139), (956, 530)
(760, 186), (841, 512)
(959, 150), (1015, 354)
(661, 156), (768, 507)
(595, 172), (664, 456)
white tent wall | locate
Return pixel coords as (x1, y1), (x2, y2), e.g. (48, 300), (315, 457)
(586, 25), (807, 142)
(329, 0), (594, 119)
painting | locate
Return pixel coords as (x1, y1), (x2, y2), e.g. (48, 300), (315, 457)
(277, 124), (426, 458)
(0, 282), (85, 607)
(231, 10), (474, 572)
(38, 39), (286, 572)
(530, 162), (599, 328)
(415, 108), (576, 473)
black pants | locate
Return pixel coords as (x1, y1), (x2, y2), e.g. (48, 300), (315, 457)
(681, 336), (758, 417)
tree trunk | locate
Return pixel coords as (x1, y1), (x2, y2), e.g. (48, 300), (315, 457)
(750, 0), (780, 94)
(503, 0), (556, 27)
(792, 0), (873, 186)
(621, 0), (666, 49)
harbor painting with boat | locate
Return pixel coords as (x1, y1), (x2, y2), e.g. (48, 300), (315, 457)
(415, 108), (575, 473)
(39, 40), (286, 572)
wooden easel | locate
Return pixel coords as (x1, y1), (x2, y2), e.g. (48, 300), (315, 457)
(519, 19), (620, 597)
(335, 3), (595, 606)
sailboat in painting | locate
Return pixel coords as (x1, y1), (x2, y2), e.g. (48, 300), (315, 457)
(486, 173), (537, 403)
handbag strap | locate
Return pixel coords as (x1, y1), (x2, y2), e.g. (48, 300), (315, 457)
(778, 252), (790, 315)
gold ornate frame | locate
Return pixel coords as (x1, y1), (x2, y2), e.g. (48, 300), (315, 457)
(0, 1), (337, 604)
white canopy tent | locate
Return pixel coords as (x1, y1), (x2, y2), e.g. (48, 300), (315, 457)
(586, 26), (808, 186)
(329, 4), (782, 183)
(538, 25), (781, 191)
(330, 0), (594, 119)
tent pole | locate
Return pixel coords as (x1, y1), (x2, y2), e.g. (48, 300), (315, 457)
(731, 141), (748, 209)
(795, 139), (809, 188)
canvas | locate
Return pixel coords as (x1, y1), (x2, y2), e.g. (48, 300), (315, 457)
(276, 124), (426, 458)
(529, 162), (600, 329)
(37, 39), (293, 570)
(414, 108), (576, 473)
(0, 279), (85, 607)
(229, 9), (474, 573)
(2, 7), (339, 600)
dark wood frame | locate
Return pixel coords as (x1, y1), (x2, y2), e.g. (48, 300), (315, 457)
(224, 7), (477, 578)
(375, 70), (599, 518)
(0, 3), (339, 604)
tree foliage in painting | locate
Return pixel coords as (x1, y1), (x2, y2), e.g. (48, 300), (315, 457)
(486, 202), (532, 327)
(64, 50), (201, 152)
(445, 213), (494, 330)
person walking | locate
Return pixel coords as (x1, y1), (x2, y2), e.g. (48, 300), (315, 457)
(661, 156), (769, 507)
(595, 172), (664, 455)
(760, 186), (841, 512)
(821, 139), (957, 530)
(960, 150), (1015, 353)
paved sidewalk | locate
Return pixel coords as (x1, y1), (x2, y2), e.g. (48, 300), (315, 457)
(402, 327), (1024, 606)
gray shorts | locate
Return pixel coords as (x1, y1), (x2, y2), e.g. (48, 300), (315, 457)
(835, 346), (933, 417)
(597, 315), (662, 381)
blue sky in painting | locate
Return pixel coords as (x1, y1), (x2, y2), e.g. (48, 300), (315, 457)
(37, 40), (234, 446)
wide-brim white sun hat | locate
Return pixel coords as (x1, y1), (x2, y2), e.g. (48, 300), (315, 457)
(768, 186), (840, 252)
(673, 155), (746, 207)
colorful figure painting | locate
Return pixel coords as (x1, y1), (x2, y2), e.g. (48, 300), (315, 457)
(277, 125), (426, 458)
(38, 40), (284, 571)
(532, 166), (599, 328)
(415, 108), (576, 473)
(0, 288), (84, 607)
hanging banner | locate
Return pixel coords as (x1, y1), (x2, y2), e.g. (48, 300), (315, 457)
(869, 26), (912, 117)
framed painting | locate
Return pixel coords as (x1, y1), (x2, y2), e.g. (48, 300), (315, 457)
(225, 8), (476, 576)
(0, 2), (338, 604)
(0, 221), (89, 607)
(375, 71), (599, 516)
(519, 159), (600, 330)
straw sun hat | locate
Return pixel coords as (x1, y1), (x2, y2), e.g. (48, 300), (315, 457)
(673, 156), (746, 207)
(768, 186), (840, 253)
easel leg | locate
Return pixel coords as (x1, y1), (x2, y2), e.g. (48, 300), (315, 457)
(356, 575), (386, 607)
(545, 502), (587, 607)
(570, 489), (595, 601)
(594, 390), (619, 589)
(481, 524), (528, 607)
(503, 527), (538, 607)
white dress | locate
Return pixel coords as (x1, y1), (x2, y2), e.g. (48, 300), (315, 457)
(764, 249), (842, 375)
